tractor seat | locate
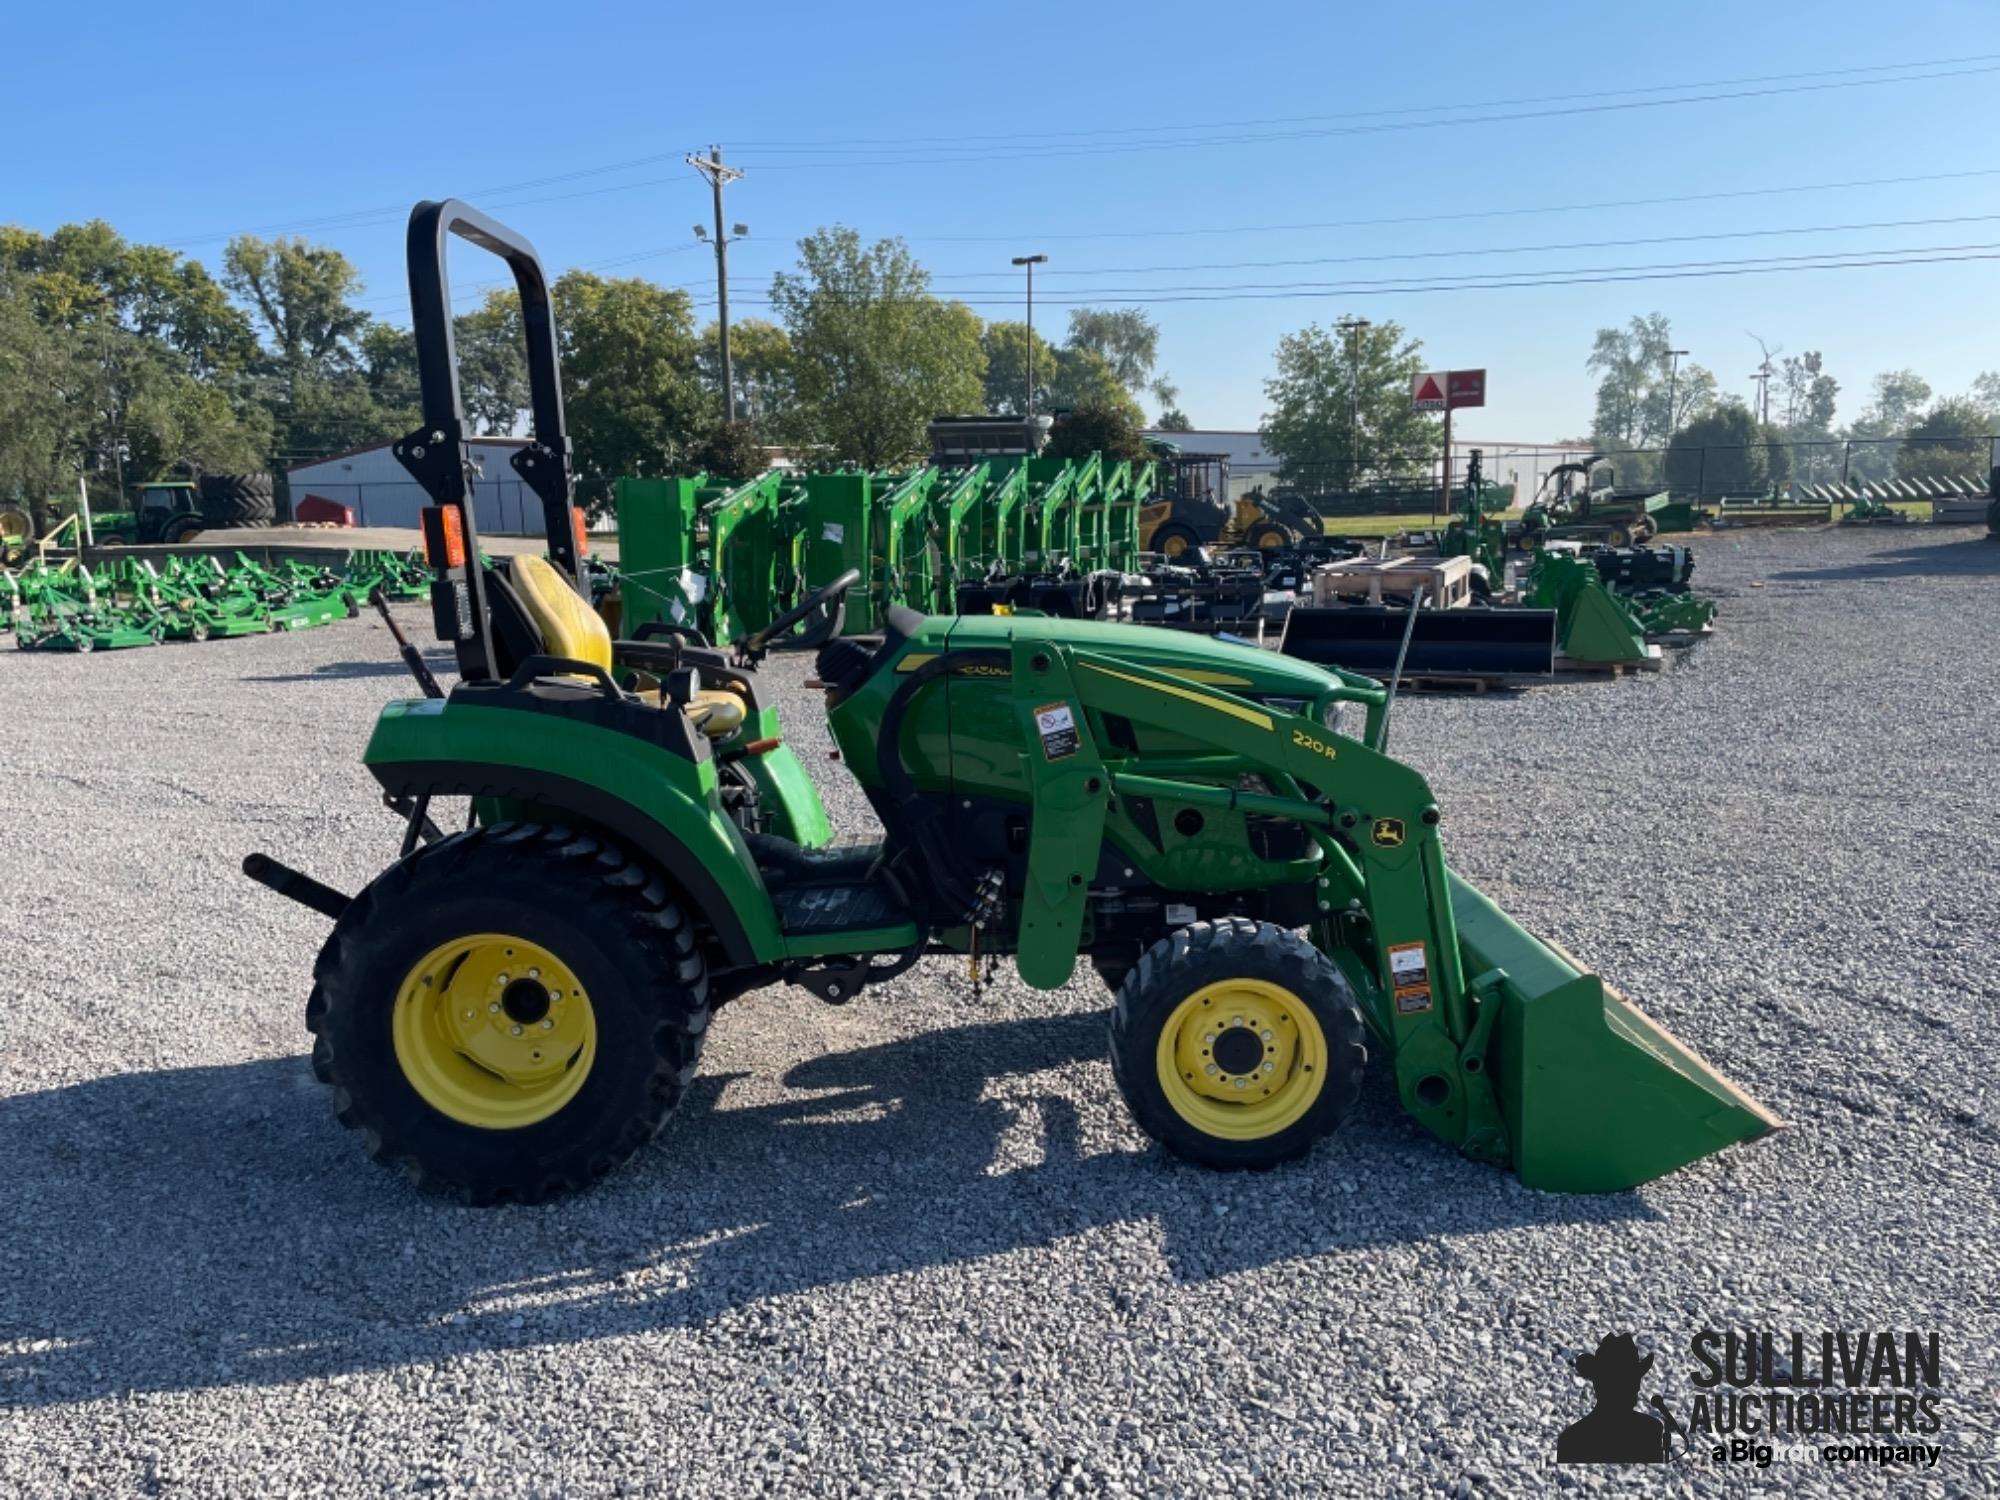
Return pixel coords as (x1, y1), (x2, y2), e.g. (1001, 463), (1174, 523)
(509, 555), (742, 739)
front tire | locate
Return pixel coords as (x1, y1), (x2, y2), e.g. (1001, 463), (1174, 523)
(1110, 919), (1365, 1170)
(307, 822), (710, 1203)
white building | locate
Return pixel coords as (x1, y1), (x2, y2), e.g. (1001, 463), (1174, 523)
(287, 437), (554, 534)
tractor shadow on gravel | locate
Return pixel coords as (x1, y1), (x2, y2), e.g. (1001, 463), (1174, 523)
(0, 1009), (1654, 1407)
(242, 649), (455, 685)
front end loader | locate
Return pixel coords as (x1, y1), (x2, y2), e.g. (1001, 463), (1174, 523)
(246, 201), (1776, 1204)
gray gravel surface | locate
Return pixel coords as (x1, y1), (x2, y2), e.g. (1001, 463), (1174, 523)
(2, 525), (1996, 1497)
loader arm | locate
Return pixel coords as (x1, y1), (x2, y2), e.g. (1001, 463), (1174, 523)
(1008, 641), (1778, 1192)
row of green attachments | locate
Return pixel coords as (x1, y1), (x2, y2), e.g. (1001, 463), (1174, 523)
(3, 546), (429, 653)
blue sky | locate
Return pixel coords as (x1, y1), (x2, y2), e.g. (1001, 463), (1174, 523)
(6, 0), (1996, 444)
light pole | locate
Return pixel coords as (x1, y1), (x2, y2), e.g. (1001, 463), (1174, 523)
(1011, 254), (1048, 420)
(1335, 317), (1371, 488)
(688, 146), (746, 422)
(1664, 348), (1688, 441)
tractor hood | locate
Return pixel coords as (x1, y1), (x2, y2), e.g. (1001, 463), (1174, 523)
(939, 612), (1353, 704)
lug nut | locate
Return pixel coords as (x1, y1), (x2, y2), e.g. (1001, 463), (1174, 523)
(496, 974), (509, 985)
(1260, 1029), (1273, 1042)
(1262, 1061), (1276, 1073)
(488, 1002), (499, 1013)
(510, 1024), (523, 1036)
(542, 1018), (554, 1029)
(1233, 1078), (1247, 1090)
(528, 968), (540, 980)
(1205, 1063), (1219, 1076)
(1232, 1016), (1244, 1027)
(1203, 1032), (1216, 1045)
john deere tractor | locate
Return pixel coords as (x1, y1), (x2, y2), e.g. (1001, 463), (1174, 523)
(245, 202), (1777, 1204)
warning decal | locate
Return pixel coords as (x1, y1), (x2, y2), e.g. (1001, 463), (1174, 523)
(1034, 701), (1081, 760)
(1389, 941), (1433, 1014)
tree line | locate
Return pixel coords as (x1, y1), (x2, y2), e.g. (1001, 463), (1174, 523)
(1581, 313), (1998, 495)
(0, 219), (1183, 525)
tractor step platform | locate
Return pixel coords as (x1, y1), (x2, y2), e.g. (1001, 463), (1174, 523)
(774, 879), (912, 936)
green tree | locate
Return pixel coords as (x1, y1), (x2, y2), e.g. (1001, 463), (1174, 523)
(1049, 345), (1144, 424)
(1663, 403), (1791, 498)
(223, 235), (370, 372)
(980, 319), (1058, 417)
(1064, 308), (1159, 390)
(1585, 313), (1718, 460)
(1966, 370), (2000, 425)
(1899, 398), (1990, 483)
(1260, 318), (1436, 486)
(1843, 369), (1935, 481)
(554, 270), (709, 510)
(685, 419), (768, 481)
(454, 291), (529, 436)
(0, 277), (97, 528)
(1044, 399), (1150, 465)
(770, 227), (986, 467)
(1155, 405), (1193, 432)
(2, 222), (267, 502)
(697, 318), (794, 432)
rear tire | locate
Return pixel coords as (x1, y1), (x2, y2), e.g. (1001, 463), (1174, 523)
(1110, 918), (1366, 1170)
(307, 822), (710, 1203)
(197, 472), (276, 529)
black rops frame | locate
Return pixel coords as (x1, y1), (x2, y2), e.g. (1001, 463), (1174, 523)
(392, 199), (581, 683)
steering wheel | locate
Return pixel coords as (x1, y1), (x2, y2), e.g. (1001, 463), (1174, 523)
(738, 568), (861, 658)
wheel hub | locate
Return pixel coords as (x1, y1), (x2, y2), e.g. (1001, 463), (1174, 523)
(1155, 978), (1330, 1140)
(392, 935), (597, 1129)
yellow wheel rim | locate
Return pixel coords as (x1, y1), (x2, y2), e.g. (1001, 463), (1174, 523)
(1256, 531), (1282, 550)
(391, 934), (597, 1130)
(1162, 532), (1189, 558)
(1154, 979), (1327, 1140)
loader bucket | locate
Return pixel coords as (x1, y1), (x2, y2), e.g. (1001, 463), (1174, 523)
(1555, 585), (1650, 666)
(1279, 604), (1557, 676)
(1450, 873), (1780, 1192)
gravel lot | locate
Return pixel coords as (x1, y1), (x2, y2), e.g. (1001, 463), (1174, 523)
(3, 524), (1996, 1497)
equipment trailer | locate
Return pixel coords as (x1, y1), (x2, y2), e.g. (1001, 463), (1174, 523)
(245, 201), (1776, 1204)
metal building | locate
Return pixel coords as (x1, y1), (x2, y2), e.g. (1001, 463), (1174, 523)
(286, 438), (551, 534)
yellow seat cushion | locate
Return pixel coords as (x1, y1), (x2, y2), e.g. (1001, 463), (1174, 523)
(686, 689), (745, 739)
(510, 554), (612, 672)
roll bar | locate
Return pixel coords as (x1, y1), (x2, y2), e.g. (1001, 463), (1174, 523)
(392, 199), (581, 682)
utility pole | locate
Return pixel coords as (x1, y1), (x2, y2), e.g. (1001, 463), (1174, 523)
(1011, 254), (1048, 420)
(1336, 317), (1371, 488)
(688, 145), (746, 422)
(1664, 348), (1688, 440)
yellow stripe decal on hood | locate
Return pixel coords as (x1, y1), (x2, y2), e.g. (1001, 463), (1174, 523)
(1080, 662), (1274, 730)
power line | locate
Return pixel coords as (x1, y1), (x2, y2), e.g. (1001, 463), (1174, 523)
(726, 52), (2000, 150)
(150, 52), (2000, 249)
(905, 211), (2000, 283)
(729, 62), (2000, 170)
(684, 241), (2000, 308)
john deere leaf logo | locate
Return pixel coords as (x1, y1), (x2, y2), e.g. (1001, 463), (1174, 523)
(1372, 818), (1406, 848)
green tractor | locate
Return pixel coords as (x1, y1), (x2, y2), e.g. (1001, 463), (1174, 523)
(88, 481), (208, 546)
(245, 202), (1777, 1204)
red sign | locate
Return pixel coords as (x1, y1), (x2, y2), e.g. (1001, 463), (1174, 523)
(1413, 369), (1486, 411)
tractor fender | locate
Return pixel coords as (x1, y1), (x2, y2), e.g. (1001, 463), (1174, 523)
(367, 759), (768, 968)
